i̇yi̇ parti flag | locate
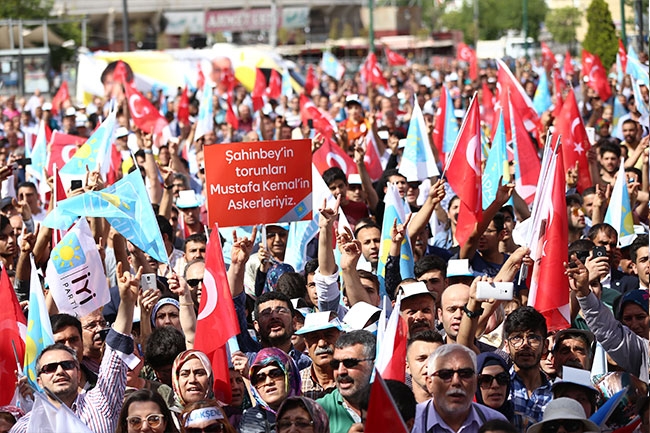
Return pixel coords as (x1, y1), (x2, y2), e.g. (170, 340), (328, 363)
(25, 254), (55, 389)
(632, 78), (649, 117)
(482, 111), (510, 210)
(604, 159), (636, 247)
(195, 81), (214, 139)
(26, 120), (48, 183)
(321, 52), (346, 80)
(533, 70), (552, 115)
(281, 68), (293, 97)
(444, 94), (482, 247)
(399, 100), (439, 181)
(45, 217), (110, 318)
(0, 265), (26, 405)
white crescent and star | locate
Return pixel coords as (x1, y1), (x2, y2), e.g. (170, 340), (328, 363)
(197, 269), (218, 321)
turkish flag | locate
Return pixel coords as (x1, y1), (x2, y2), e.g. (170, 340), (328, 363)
(226, 94), (239, 131)
(299, 95), (338, 138)
(252, 68), (267, 112)
(0, 266), (26, 405)
(365, 373), (409, 433)
(197, 65), (205, 91)
(554, 88), (592, 193)
(267, 69), (282, 100)
(541, 42), (555, 71)
(618, 39), (628, 74)
(444, 96), (482, 246)
(364, 131), (384, 182)
(362, 53), (388, 88)
(51, 164), (69, 246)
(552, 68), (565, 118)
(47, 131), (86, 176)
(384, 46), (407, 66)
(312, 138), (357, 177)
(51, 82), (70, 116)
(508, 91), (541, 204)
(528, 149), (570, 332)
(123, 82), (169, 134)
(303, 65), (317, 95)
(481, 81), (495, 126)
(106, 141), (122, 186)
(194, 225), (241, 404)
(564, 50), (575, 77)
(457, 43), (478, 81)
(177, 86), (190, 125)
(432, 85), (450, 165)
(497, 59), (542, 142)
(581, 50), (612, 101)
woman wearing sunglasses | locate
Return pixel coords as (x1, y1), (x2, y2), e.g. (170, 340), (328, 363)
(275, 397), (329, 433)
(475, 353), (514, 420)
(239, 348), (302, 433)
(181, 400), (236, 433)
(117, 389), (180, 433)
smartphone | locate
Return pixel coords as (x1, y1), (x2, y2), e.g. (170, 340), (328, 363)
(141, 273), (157, 292)
(476, 281), (514, 301)
(592, 246), (607, 259)
(585, 127), (595, 144)
(307, 119), (314, 129)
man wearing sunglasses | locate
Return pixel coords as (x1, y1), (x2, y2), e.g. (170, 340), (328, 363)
(10, 264), (141, 433)
(412, 344), (506, 433)
(317, 330), (375, 433)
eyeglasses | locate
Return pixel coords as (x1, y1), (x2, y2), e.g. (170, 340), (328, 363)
(186, 424), (226, 433)
(508, 334), (544, 349)
(329, 358), (374, 370)
(430, 368), (475, 381)
(187, 278), (203, 288)
(478, 372), (509, 388)
(257, 306), (291, 319)
(277, 418), (314, 431)
(82, 319), (107, 331)
(39, 360), (78, 375)
(251, 367), (285, 387)
(126, 414), (165, 429)
(541, 420), (584, 433)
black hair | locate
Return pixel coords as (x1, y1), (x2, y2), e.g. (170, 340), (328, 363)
(322, 167), (347, 187)
(566, 194), (583, 208)
(581, 186), (596, 197)
(254, 291), (293, 320)
(144, 326), (186, 369)
(414, 254), (447, 279)
(116, 389), (180, 433)
(625, 166), (642, 180)
(407, 329), (444, 350)
(587, 223), (617, 241)
(50, 313), (82, 338)
(630, 234), (649, 263)
(335, 330), (376, 359)
(185, 232), (207, 245)
(0, 214), (10, 233)
(491, 212), (505, 234)
(568, 239), (596, 260)
(357, 269), (379, 291)
(354, 222), (381, 239)
(598, 142), (621, 158)
(478, 420), (519, 433)
(156, 214), (174, 242)
(17, 181), (37, 193)
(500, 205), (515, 219)
(384, 380), (416, 425)
(304, 258), (319, 276)
(504, 306), (547, 339)
(276, 272), (307, 300)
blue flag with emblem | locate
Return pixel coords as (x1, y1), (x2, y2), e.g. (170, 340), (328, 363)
(626, 55), (650, 87)
(24, 254), (54, 390)
(398, 100), (439, 181)
(482, 112), (511, 209)
(377, 184), (414, 297)
(42, 169), (169, 264)
(195, 83), (214, 139)
(321, 52), (345, 80)
(442, 87), (459, 154)
(612, 94), (627, 128)
(26, 120), (48, 182)
(60, 109), (116, 177)
(533, 71), (552, 115)
(632, 78), (649, 117)
(605, 159), (636, 247)
(282, 68), (293, 97)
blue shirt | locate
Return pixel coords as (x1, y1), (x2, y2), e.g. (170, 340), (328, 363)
(509, 366), (553, 432)
(412, 400), (507, 433)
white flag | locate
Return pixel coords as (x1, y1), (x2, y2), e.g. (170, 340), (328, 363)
(45, 217), (109, 317)
(27, 392), (93, 433)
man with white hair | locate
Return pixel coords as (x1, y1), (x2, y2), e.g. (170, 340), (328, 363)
(412, 344), (506, 433)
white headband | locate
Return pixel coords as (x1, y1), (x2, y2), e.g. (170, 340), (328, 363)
(185, 407), (224, 427)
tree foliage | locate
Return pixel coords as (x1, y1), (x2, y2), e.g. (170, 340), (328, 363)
(440, 0), (548, 44)
(582, 0), (618, 68)
(0, 0), (52, 19)
(545, 7), (582, 45)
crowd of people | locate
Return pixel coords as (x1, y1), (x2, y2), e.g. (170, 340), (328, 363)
(0, 43), (648, 433)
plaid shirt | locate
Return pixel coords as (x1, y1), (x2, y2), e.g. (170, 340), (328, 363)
(300, 366), (336, 400)
(509, 366), (553, 432)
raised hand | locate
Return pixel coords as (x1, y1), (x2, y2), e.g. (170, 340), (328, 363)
(117, 262), (142, 306)
(232, 226), (258, 266)
(318, 195), (341, 229)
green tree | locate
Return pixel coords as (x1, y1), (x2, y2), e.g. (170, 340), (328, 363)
(545, 7), (582, 45)
(440, 0), (547, 44)
(582, 0), (617, 68)
(0, 0), (51, 19)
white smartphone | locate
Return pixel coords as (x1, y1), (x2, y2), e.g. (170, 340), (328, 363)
(141, 273), (157, 292)
(585, 126), (596, 144)
(476, 281), (514, 301)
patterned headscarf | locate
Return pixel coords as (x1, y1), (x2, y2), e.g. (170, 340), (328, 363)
(264, 263), (295, 293)
(249, 348), (301, 414)
(172, 350), (214, 407)
(151, 297), (180, 327)
(276, 397), (329, 433)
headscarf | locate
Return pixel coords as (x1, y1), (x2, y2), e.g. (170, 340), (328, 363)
(475, 352), (514, 420)
(249, 348), (301, 414)
(264, 263), (295, 293)
(151, 297), (180, 327)
(171, 350), (214, 407)
(276, 397), (329, 433)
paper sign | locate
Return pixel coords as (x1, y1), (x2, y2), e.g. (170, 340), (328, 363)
(205, 139), (312, 227)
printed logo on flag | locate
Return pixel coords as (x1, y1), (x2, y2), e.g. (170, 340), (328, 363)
(51, 233), (86, 273)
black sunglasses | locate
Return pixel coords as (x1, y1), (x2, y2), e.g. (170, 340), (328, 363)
(541, 420), (584, 433)
(431, 368), (475, 381)
(187, 278), (203, 288)
(251, 367), (284, 386)
(186, 424), (225, 433)
(478, 372), (509, 388)
(39, 360), (78, 375)
(329, 358), (374, 370)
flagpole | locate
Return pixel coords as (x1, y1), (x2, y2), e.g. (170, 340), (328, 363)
(441, 91), (478, 179)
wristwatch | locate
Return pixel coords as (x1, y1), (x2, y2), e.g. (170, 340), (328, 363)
(463, 304), (484, 319)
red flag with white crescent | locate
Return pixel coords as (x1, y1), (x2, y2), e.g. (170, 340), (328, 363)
(252, 68), (267, 112)
(384, 46), (407, 66)
(564, 50), (575, 77)
(123, 82), (169, 134)
(552, 68), (565, 118)
(581, 50), (612, 101)
(0, 266), (26, 405)
(618, 39), (627, 75)
(457, 43), (478, 81)
(365, 373), (409, 433)
(541, 42), (555, 71)
(177, 86), (190, 125)
(312, 138), (358, 177)
(51, 82), (70, 116)
(304, 65), (317, 95)
(267, 69), (282, 100)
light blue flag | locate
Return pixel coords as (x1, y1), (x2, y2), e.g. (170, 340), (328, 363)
(442, 87), (459, 154)
(284, 219), (319, 272)
(612, 94), (627, 129)
(628, 44), (638, 61)
(42, 170), (169, 263)
(482, 112), (510, 209)
(632, 78), (649, 117)
(26, 120), (48, 182)
(24, 254), (54, 390)
(616, 53), (624, 85)
(627, 57), (650, 87)
(590, 388), (627, 427)
(282, 68), (293, 97)
(399, 101), (439, 181)
(605, 160), (636, 247)
(321, 52), (345, 80)
(60, 109), (117, 177)
(533, 71), (552, 115)
(377, 184), (414, 297)
(195, 83), (214, 139)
